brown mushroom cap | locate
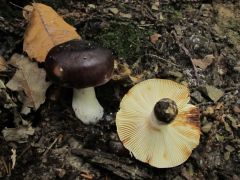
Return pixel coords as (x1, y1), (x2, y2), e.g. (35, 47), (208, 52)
(45, 39), (114, 88)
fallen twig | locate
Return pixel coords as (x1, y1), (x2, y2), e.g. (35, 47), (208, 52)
(140, 3), (156, 21)
(144, 53), (180, 67)
(196, 101), (214, 106)
(17, 144), (31, 160)
(72, 148), (152, 179)
(224, 84), (240, 92)
(0, 156), (9, 175)
(171, 30), (199, 84)
(42, 134), (63, 157)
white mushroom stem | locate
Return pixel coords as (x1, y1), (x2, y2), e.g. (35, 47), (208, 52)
(72, 87), (104, 124)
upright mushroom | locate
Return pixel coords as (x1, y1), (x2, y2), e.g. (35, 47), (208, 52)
(45, 39), (114, 124)
(116, 79), (200, 168)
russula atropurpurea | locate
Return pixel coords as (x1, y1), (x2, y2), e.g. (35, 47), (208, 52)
(116, 79), (200, 168)
(45, 39), (114, 124)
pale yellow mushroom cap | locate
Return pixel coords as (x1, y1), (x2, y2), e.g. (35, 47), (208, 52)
(116, 79), (200, 168)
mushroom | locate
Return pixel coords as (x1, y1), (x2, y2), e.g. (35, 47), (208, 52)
(45, 39), (114, 124)
(116, 79), (200, 168)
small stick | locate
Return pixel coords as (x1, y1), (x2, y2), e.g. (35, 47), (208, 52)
(17, 144), (31, 160)
(144, 53), (180, 67)
(8, 162), (11, 176)
(80, 173), (93, 180)
(42, 134), (63, 157)
(196, 102), (214, 106)
(9, 2), (25, 10)
(0, 157), (9, 174)
(171, 30), (199, 83)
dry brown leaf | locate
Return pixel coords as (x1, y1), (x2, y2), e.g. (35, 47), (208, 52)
(112, 60), (132, 81)
(112, 60), (144, 84)
(192, 54), (215, 70)
(233, 106), (240, 113)
(6, 54), (51, 111)
(23, 3), (81, 62)
(129, 74), (144, 84)
(0, 56), (7, 72)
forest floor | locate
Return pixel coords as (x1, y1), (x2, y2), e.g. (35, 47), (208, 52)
(0, 0), (240, 179)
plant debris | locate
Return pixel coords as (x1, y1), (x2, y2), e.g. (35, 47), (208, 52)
(23, 3), (81, 62)
(192, 54), (215, 70)
(201, 85), (224, 102)
(2, 126), (35, 143)
(0, 56), (7, 72)
(6, 54), (50, 112)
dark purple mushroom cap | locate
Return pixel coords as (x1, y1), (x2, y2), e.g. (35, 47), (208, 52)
(45, 40), (114, 88)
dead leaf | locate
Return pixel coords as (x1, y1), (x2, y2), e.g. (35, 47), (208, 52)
(151, 1), (159, 11)
(0, 80), (16, 109)
(112, 60), (132, 81)
(2, 126), (35, 143)
(23, 3), (81, 62)
(119, 12), (132, 19)
(0, 79), (5, 88)
(215, 102), (224, 110)
(233, 106), (240, 113)
(129, 74), (144, 84)
(112, 60), (144, 84)
(109, 8), (119, 15)
(0, 56), (7, 72)
(87, 4), (96, 9)
(201, 85), (224, 102)
(192, 54), (215, 70)
(6, 54), (51, 111)
(150, 33), (161, 44)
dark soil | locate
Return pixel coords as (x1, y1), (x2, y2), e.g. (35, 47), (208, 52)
(0, 0), (240, 179)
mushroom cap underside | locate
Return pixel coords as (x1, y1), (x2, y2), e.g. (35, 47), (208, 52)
(116, 79), (200, 168)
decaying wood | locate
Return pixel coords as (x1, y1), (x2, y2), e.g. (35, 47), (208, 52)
(71, 148), (153, 179)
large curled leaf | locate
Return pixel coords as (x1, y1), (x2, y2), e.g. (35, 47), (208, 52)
(23, 3), (81, 62)
(6, 54), (51, 112)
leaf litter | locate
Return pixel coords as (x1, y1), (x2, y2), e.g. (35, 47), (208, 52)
(0, 56), (7, 72)
(2, 126), (35, 143)
(23, 3), (81, 62)
(6, 54), (50, 112)
(192, 54), (215, 70)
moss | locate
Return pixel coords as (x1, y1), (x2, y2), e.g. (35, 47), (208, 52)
(227, 19), (240, 31)
(168, 10), (183, 24)
(173, 10), (183, 20)
(92, 22), (144, 59)
(163, 6), (183, 23)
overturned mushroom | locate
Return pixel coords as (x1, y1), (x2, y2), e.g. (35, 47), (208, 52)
(116, 79), (200, 168)
(45, 39), (114, 124)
